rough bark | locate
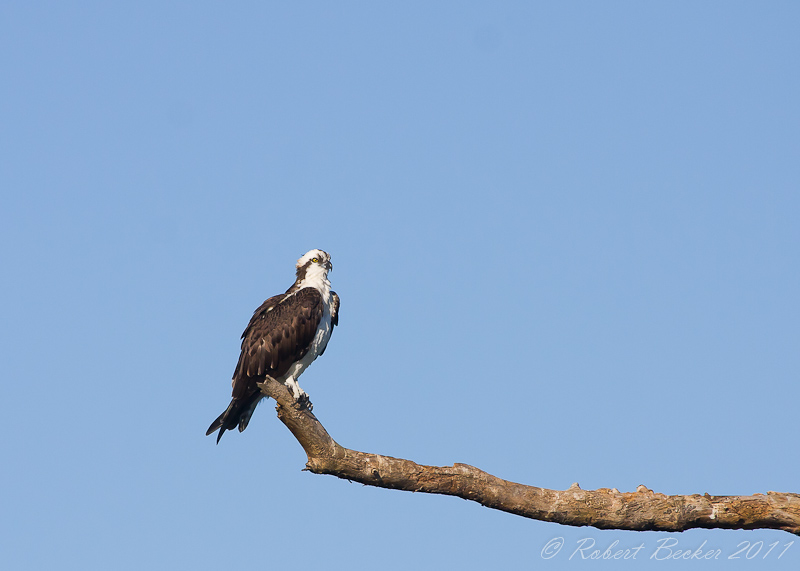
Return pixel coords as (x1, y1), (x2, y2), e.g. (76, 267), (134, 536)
(257, 378), (800, 536)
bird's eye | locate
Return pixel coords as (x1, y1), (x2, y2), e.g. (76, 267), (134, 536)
(311, 257), (319, 263)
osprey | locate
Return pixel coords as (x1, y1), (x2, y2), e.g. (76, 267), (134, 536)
(206, 249), (339, 443)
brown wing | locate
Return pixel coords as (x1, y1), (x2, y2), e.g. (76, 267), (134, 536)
(232, 287), (324, 397)
(330, 290), (340, 327)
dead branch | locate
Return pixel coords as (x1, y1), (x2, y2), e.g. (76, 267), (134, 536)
(257, 377), (800, 536)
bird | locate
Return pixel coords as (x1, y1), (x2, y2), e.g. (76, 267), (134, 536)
(206, 249), (339, 443)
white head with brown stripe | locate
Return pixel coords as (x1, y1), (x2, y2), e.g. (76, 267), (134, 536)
(290, 249), (333, 301)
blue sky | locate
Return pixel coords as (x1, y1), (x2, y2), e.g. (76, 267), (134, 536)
(2, 2), (799, 569)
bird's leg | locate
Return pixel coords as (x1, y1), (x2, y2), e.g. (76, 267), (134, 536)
(284, 378), (313, 410)
(284, 377), (305, 399)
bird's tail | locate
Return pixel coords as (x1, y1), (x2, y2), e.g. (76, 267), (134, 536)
(206, 391), (263, 444)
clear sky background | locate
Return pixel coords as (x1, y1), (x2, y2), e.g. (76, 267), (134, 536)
(2, 2), (798, 570)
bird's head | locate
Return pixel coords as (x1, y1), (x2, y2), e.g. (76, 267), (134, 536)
(295, 249), (333, 281)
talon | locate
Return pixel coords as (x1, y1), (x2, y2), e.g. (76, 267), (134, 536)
(294, 393), (313, 411)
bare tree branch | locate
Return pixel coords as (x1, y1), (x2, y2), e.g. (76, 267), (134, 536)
(257, 378), (800, 536)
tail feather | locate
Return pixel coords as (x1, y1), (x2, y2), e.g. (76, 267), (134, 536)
(206, 391), (263, 444)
